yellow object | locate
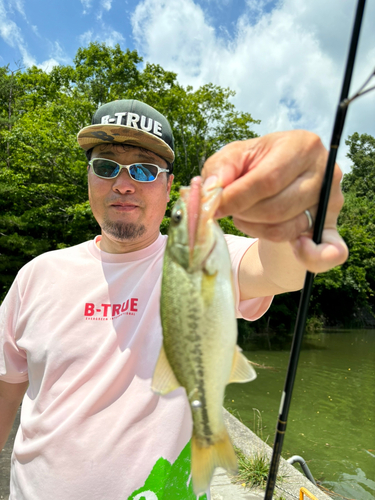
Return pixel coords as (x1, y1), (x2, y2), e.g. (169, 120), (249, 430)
(300, 487), (319, 500)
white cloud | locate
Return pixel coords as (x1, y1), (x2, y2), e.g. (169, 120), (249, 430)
(102, 29), (124, 47)
(0, 1), (70, 70)
(79, 29), (94, 47)
(38, 58), (60, 72)
(131, 0), (375, 173)
(31, 24), (39, 36)
(79, 24), (124, 48)
(96, 0), (114, 21)
(0, 0), (36, 67)
(132, 0), (211, 77)
(45, 41), (70, 66)
(101, 0), (112, 11)
(82, 0), (112, 20)
(9, 0), (26, 19)
(81, 0), (93, 14)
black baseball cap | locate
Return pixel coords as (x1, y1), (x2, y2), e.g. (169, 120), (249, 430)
(77, 99), (175, 164)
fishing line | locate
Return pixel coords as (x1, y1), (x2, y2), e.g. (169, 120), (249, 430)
(343, 67), (375, 106)
(263, 0), (373, 498)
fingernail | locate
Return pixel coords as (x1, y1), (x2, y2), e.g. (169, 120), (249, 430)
(203, 175), (219, 191)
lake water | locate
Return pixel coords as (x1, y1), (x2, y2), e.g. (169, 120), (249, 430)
(224, 329), (375, 500)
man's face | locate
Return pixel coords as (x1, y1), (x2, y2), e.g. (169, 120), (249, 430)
(88, 144), (174, 253)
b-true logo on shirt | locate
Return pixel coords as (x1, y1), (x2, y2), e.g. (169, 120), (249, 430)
(84, 299), (138, 320)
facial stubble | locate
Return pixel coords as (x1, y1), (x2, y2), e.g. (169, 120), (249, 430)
(101, 218), (146, 241)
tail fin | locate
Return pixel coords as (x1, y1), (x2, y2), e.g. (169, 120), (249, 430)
(191, 429), (237, 496)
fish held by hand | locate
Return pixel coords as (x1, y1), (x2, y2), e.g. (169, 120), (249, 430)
(152, 176), (256, 495)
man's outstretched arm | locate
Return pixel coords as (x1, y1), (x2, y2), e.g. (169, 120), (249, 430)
(0, 380), (28, 452)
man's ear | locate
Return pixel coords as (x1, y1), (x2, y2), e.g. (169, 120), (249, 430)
(166, 174), (174, 202)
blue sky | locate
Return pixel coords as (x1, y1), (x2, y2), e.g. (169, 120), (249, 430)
(1, 0), (374, 173)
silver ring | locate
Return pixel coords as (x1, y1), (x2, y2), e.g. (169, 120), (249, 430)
(304, 209), (313, 231)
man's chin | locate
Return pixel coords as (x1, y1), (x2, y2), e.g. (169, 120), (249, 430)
(101, 220), (146, 241)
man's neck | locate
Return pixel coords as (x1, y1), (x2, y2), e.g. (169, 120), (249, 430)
(97, 231), (160, 254)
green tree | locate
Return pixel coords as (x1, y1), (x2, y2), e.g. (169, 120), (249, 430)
(170, 83), (259, 184)
(72, 42), (142, 106)
(309, 133), (375, 326)
(342, 132), (375, 199)
(0, 65), (25, 168)
(0, 43), (260, 301)
(0, 94), (99, 299)
(151, 82), (259, 185)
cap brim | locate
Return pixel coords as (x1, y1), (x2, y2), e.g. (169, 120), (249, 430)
(77, 124), (175, 163)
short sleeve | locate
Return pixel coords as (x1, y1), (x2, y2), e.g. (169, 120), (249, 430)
(0, 278), (28, 383)
(224, 234), (273, 321)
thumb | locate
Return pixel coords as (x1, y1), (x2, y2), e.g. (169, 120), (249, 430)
(290, 230), (349, 273)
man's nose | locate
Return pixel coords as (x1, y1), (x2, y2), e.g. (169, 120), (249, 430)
(112, 168), (136, 193)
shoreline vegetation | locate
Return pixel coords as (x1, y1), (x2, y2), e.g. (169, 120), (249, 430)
(1, 44), (374, 328)
(237, 317), (375, 352)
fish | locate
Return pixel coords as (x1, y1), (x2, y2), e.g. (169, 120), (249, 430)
(152, 176), (257, 496)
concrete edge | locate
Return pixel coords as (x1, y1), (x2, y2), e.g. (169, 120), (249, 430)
(217, 408), (332, 500)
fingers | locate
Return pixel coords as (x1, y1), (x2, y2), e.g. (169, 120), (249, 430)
(202, 131), (329, 222)
(202, 130), (348, 273)
(231, 196), (344, 248)
(231, 206), (318, 242)
(291, 230), (349, 274)
(228, 171), (320, 224)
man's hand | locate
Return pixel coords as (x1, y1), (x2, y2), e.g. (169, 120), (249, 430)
(201, 130), (348, 274)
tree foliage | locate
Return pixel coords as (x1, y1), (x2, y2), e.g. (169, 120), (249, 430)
(0, 44), (373, 330)
(0, 43), (258, 300)
(309, 133), (375, 325)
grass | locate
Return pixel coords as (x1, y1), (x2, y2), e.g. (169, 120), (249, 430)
(230, 409), (284, 489)
(232, 446), (285, 489)
(233, 446), (270, 488)
(305, 316), (324, 332)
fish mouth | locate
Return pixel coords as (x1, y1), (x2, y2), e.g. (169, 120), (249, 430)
(184, 177), (222, 268)
(186, 177), (202, 260)
(200, 238), (217, 270)
(193, 186), (222, 249)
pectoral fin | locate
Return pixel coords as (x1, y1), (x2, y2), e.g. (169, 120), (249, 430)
(151, 344), (181, 395)
(228, 345), (257, 383)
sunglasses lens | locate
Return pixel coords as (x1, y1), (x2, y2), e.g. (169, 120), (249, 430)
(91, 160), (162, 182)
(92, 159), (119, 178)
(129, 164), (159, 182)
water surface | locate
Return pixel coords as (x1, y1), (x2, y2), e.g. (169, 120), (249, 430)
(224, 330), (375, 500)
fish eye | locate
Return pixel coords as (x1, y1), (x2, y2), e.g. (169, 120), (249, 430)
(172, 209), (183, 224)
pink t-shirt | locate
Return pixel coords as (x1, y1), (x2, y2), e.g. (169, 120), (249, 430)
(0, 234), (272, 500)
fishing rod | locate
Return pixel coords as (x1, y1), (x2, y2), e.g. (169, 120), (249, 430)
(264, 0), (373, 497)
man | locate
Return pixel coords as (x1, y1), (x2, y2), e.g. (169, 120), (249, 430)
(0, 99), (347, 500)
